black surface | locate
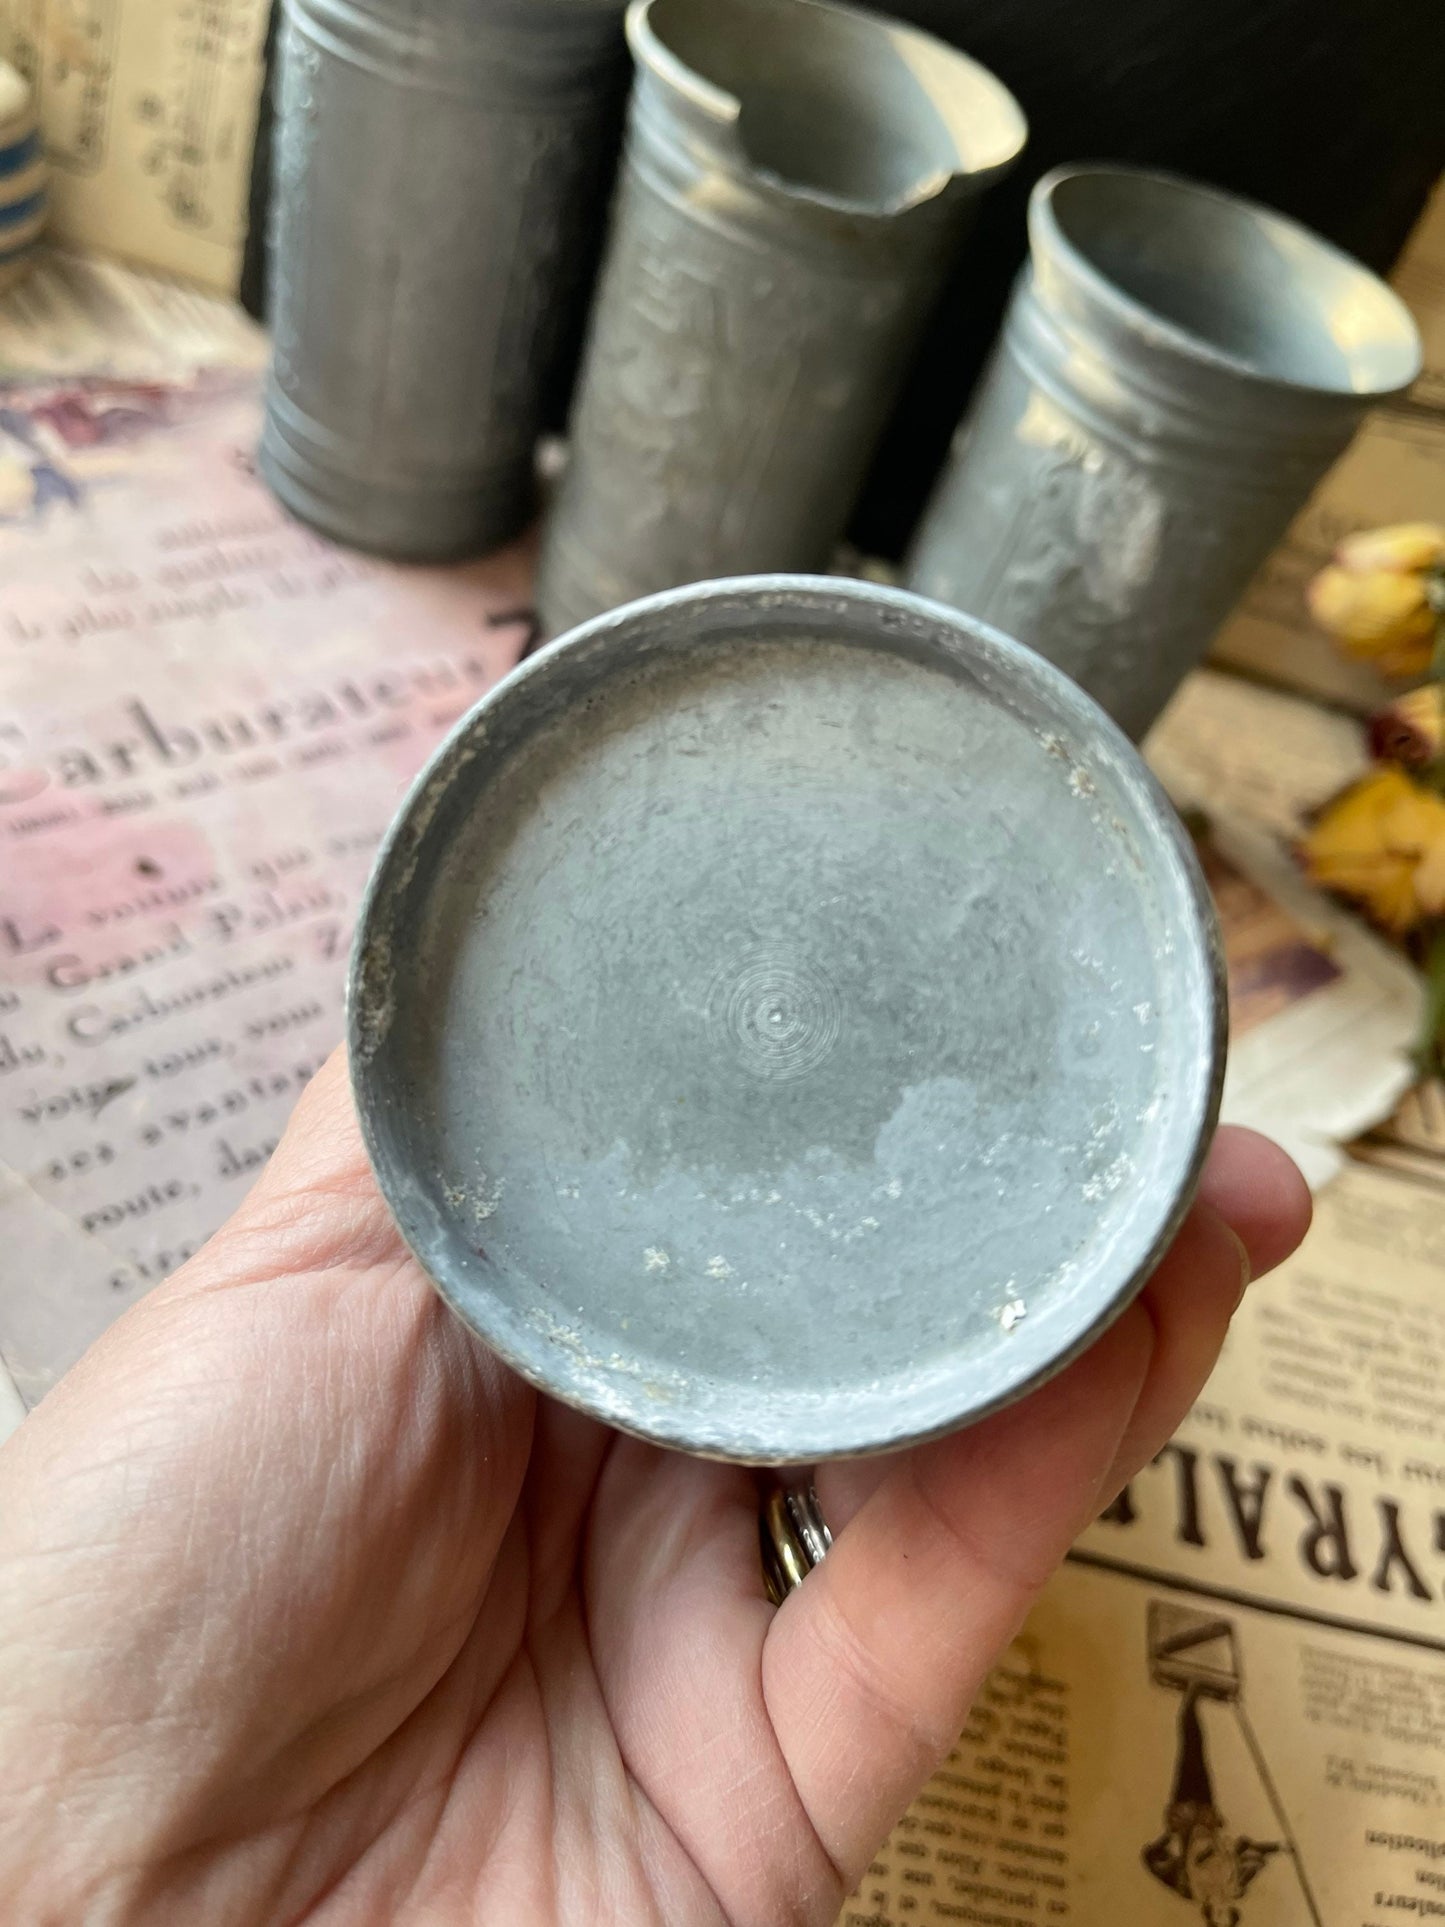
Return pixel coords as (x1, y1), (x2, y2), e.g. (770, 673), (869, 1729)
(238, 1), (276, 324)
(851, 0), (1445, 556)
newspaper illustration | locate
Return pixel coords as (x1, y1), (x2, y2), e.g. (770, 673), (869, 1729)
(1356, 1079), (1445, 1195)
(0, 0), (270, 288)
(0, 368), (536, 1401)
(1143, 1606), (1307, 1924)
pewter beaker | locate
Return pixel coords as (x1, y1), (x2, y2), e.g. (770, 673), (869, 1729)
(535, 0), (1026, 636)
(906, 165), (1423, 740)
(351, 575), (1223, 1459)
(259, 0), (627, 561)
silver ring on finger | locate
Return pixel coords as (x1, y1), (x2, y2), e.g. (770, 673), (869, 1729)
(761, 1482), (833, 1604)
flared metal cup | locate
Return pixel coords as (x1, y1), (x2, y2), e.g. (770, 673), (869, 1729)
(906, 164), (1422, 740)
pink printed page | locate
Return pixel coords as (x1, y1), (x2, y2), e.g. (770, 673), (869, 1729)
(0, 371), (536, 1400)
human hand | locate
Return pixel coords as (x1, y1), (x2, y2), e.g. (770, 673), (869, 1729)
(0, 1052), (1309, 1925)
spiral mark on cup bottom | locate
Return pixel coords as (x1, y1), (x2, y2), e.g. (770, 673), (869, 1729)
(707, 948), (842, 1083)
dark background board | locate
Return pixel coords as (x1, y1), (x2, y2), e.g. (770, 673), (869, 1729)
(853, 0), (1445, 557)
(241, 0), (1445, 561)
(238, 1), (276, 325)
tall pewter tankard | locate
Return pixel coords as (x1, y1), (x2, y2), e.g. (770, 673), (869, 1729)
(259, 0), (628, 561)
(535, 0), (1026, 637)
(906, 165), (1422, 742)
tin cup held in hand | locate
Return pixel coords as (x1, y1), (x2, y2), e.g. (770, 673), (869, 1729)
(350, 576), (1223, 1461)
(260, 0), (628, 562)
(536, 0), (1026, 637)
(907, 165), (1423, 741)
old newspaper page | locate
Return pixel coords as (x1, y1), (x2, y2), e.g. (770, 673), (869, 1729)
(0, 367), (536, 1402)
(845, 1157), (1445, 1927)
(0, 0), (270, 289)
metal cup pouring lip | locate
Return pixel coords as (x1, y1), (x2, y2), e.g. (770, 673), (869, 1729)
(536, 0), (1027, 639)
(349, 575), (1225, 1464)
(624, 0), (1029, 219)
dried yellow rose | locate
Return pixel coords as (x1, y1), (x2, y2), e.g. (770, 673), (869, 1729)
(1307, 566), (1435, 675)
(1307, 521), (1445, 679)
(1369, 683), (1445, 766)
(1337, 523), (1445, 574)
(1302, 766), (1445, 934)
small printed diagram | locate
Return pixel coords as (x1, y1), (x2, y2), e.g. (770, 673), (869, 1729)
(0, 378), (172, 522)
(1142, 1602), (1320, 1926)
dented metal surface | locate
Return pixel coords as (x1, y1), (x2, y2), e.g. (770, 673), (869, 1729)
(349, 576), (1225, 1462)
(907, 165), (1423, 741)
(535, 0), (1025, 635)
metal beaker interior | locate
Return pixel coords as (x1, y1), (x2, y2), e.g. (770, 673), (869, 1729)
(640, 0), (1025, 211)
(1043, 168), (1421, 395)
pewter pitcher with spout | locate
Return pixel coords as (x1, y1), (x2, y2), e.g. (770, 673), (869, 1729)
(536, 0), (1026, 636)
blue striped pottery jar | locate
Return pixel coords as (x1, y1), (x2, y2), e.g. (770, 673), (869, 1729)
(0, 62), (45, 292)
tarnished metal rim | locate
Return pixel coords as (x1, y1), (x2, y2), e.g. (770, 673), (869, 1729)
(349, 575), (1226, 1463)
(626, 0), (1027, 216)
(1030, 162), (1423, 401)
